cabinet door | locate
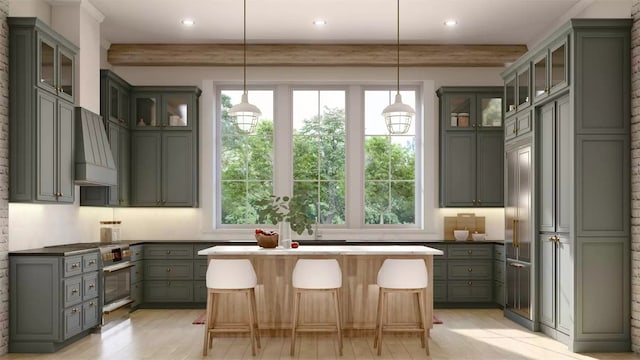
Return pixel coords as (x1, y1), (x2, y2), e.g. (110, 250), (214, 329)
(539, 102), (556, 232)
(37, 34), (57, 95)
(162, 93), (193, 130)
(533, 52), (549, 101)
(82, 299), (100, 330)
(132, 92), (160, 129)
(131, 131), (162, 205)
(108, 82), (120, 123)
(476, 93), (503, 129)
(118, 127), (131, 205)
(476, 131), (503, 206)
(517, 65), (531, 110)
(443, 132), (475, 206)
(57, 100), (75, 203)
(119, 86), (130, 126)
(549, 38), (569, 94)
(63, 306), (82, 339)
(162, 132), (194, 206)
(506, 261), (531, 320)
(539, 234), (556, 328)
(556, 96), (571, 233)
(444, 93), (474, 130)
(107, 122), (120, 206)
(57, 47), (74, 103)
(556, 234), (572, 335)
(36, 90), (58, 202)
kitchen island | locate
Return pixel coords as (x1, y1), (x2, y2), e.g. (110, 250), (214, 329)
(198, 245), (443, 335)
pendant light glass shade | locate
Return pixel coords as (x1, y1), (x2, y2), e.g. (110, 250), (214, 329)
(230, 93), (261, 134)
(231, 0), (260, 134)
(382, 0), (415, 135)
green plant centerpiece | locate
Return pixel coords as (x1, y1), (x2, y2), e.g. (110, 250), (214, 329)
(256, 195), (314, 236)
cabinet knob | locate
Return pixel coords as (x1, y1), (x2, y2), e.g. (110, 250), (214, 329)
(89, 260), (96, 265)
(71, 308), (78, 314)
(472, 200), (476, 205)
(547, 236), (555, 242)
(166, 267), (171, 272)
(59, 192), (64, 197)
(90, 301), (95, 306)
(467, 281), (473, 286)
(467, 250), (472, 255)
(477, 200), (482, 204)
(89, 283), (95, 289)
(166, 250), (171, 255)
(72, 288), (79, 294)
(467, 268), (473, 272)
(40, 78), (46, 83)
(71, 263), (80, 269)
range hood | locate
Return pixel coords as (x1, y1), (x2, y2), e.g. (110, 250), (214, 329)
(74, 107), (117, 186)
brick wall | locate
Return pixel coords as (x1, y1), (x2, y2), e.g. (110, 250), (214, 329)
(632, 0), (640, 353)
(0, 0), (8, 354)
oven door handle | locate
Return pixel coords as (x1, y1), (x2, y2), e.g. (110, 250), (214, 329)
(103, 262), (135, 273)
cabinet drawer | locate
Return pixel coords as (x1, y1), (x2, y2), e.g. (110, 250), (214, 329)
(433, 260), (446, 280)
(493, 244), (505, 261)
(426, 243), (447, 258)
(516, 114), (531, 136)
(82, 272), (98, 300)
(63, 305), (82, 339)
(193, 243), (214, 258)
(145, 260), (193, 280)
(494, 280), (505, 307)
(131, 261), (144, 283)
(130, 245), (144, 261)
(64, 256), (83, 277)
(144, 244), (193, 259)
(448, 261), (492, 280)
(434, 280), (446, 303)
(194, 280), (207, 303)
(493, 260), (505, 282)
(82, 252), (99, 272)
(144, 280), (194, 302)
(131, 282), (143, 307)
(82, 299), (100, 330)
(448, 245), (492, 259)
(194, 259), (208, 280)
(447, 280), (493, 302)
(63, 276), (82, 307)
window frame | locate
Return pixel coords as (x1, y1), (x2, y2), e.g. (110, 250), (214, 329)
(215, 83), (423, 233)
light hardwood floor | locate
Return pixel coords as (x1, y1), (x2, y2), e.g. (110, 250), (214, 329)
(1, 309), (639, 360)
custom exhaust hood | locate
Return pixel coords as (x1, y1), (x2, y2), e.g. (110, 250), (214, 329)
(74, 107), (117, 186)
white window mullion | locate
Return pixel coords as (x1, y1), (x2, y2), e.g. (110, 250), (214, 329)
(346, 85), (363, 227)
(274, 84), (293, 196)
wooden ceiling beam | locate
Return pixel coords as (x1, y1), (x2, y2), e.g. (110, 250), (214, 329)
(107, 43), (527, 67)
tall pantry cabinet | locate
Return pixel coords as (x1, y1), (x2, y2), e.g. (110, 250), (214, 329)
(502, 19), (631, 352)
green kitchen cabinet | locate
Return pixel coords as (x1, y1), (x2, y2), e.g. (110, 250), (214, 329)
(131, 131), (195, 206)
(437, 87), (504, 207)
(80, 70), (132, 207)
(9, 251), (101, 352)
(130, 87), (200, 207)
(502, 19), (631, 352)
(9, 18), (77, 203)
(130, 244), (144, 310)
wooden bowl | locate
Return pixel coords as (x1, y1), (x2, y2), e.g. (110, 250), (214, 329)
(255, 233), (279, 248)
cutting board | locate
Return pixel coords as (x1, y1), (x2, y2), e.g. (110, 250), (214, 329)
(444, 213), (485, 240)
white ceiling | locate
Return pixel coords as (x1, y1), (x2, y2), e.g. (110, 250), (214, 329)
(85, 0), (626, 46)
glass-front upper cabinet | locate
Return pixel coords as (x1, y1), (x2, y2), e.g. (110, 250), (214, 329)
(505, 76), (516, 116)
(517, 65), (530, 109)
(133, 93), (159, 129)
(164, 94), (190, 128)
(445, 93), (474, 130)
(550, 38), (568, 93)
(37, 34), (74, 103)
(477, 94), (503, 128)
(533, 52), (548, 100)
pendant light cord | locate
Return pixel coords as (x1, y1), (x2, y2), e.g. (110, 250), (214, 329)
(396, 0), (400, 96)
(243, 0), (247, 94)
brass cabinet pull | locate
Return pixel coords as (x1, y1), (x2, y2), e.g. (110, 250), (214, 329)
(166, 250), (171, 255)
(90, 301), (95, 306)
(166, 268), (171, 272)
(547, 236), (555, 242)
(71, 308), (78, 314)
(71, 263), (80, 269)
(89, 260), (96, 265)
(467, 268), (473, 272)
(89, 283), (95, 289)
(467, 281), (473, 286)
(71, 288), (78, 294)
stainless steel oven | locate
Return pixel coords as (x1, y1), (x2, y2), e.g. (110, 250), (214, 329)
(100, 244), (134, 315)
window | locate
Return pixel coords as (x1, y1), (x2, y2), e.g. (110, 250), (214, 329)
(292, 90), (346, 224)
(364, 90), (416, 225)
(219, 90), (274, 224)
(217, 85), (420, 232)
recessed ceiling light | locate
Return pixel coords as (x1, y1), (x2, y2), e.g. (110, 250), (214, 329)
(181, 18), (195, 27)
(313, 19), (327, 26)
(444, 19), (458, 27)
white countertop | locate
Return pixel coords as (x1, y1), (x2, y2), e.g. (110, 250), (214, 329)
(198, 245), (444, 256)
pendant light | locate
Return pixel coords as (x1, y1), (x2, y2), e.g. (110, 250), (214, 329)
(229, 0), (261, 134)
(381, 0), (415, 135)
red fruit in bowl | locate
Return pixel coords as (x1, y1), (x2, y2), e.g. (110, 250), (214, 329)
(291, 242), (299, 248)
(255, 229), (263, 235)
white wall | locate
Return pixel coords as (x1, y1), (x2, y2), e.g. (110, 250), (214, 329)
(111, 66), (506, 242)
(8, 0), (49, 23)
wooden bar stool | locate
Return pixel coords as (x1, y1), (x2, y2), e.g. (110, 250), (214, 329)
(374, 259), (429, 356)
(290, 259), (343, 356)
(203, 259), (261, 356)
